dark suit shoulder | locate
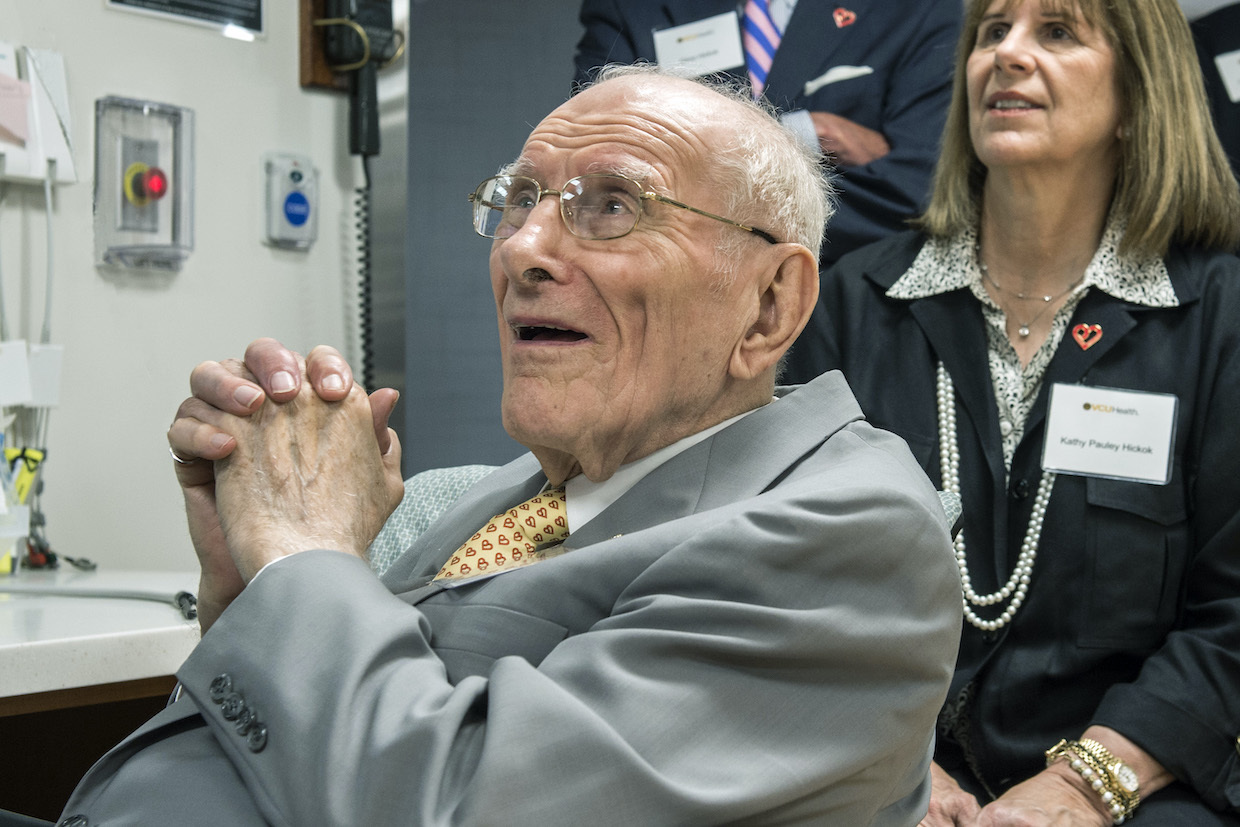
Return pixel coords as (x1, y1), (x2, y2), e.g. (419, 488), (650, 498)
(1164, 243), (1240, 306)
(825, 229), (929, 291)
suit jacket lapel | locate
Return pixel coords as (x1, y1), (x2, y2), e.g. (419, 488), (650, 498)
(907, 290), (1008, 489)
(388, 371), (855, 593)
(571, 370), (860, 546)
(903, 287), (1018, 574)
(1024, 292), (1138, 437)
(564, 446), (711, 550)
(700, 370), (861, 508)
(765, 0), (870, 108)
(379, 454), (546, 594)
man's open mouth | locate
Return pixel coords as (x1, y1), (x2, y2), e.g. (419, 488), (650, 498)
(515, 324), (588, 343)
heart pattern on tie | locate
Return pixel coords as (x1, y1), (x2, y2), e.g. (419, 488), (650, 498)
(433, 487), (569, 582)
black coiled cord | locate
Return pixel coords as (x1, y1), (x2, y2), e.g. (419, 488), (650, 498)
(355, 155), (375, 390)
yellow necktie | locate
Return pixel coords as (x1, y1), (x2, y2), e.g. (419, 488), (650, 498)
(433, 487), (568, 582)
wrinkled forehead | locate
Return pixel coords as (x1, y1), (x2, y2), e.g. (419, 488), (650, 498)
(514, 77), (728, 189)
(973, 0), (1104, 28)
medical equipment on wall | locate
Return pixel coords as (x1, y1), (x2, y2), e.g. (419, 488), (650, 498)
(93, 96), (194, 271)
(264, 151), (319, 249)
(0, 43), (74, 575)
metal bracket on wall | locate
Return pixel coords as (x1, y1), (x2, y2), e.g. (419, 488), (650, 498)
(299, 0), (350, 91)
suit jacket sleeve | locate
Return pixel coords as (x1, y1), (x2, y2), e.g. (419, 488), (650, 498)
(168, 426), (961, 825)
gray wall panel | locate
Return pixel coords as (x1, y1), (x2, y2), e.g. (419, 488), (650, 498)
(404, 2), (583, 474)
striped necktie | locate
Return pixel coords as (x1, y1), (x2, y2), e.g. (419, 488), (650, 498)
(433, 487), (569, 582)
(743, 0), (783, 99)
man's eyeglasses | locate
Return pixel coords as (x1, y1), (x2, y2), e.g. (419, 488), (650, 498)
(468, 173), (779, 244)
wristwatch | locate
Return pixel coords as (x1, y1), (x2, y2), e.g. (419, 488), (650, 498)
(1077, 738), (1141, 796)
(1046, 738), (1141, 824)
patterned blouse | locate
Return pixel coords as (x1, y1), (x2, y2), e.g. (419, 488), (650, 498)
(886, 215), (1178, 475)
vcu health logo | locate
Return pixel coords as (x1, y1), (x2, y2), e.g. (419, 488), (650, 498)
(1082, 402), (1138, 416)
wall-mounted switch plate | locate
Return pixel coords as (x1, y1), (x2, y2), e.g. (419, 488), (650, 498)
(264, 152), (319, 249)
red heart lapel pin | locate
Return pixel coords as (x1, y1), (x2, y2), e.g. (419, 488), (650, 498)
(833, 7), (857, 27)
(1072, 323), (1102, 350)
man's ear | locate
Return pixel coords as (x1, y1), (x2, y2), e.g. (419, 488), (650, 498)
(729, 244), (819, 381)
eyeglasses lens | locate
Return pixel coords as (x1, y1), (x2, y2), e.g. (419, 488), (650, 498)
(473, 175), (644, 240)
(473, 176), (539, 239)
(561, 176), (642, 240)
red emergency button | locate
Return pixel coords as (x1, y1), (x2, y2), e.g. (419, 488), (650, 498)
(140, 167), (168, 199)
(123, 162), (170, 206)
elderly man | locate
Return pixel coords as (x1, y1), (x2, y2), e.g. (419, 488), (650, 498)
(56, 67), (959, 826)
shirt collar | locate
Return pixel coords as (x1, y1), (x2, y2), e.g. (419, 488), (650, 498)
(886, 213), (1179, 309)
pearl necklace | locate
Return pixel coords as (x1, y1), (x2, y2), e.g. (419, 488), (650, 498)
(978, 255), (1086, 338)
(936, 362), (1057, 631)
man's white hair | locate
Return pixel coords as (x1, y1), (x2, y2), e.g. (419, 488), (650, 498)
(585, 63), (835, 277)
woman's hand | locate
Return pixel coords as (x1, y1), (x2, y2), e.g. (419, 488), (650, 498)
(920, 761), (983, 826)
(973, 766), (1109, 827)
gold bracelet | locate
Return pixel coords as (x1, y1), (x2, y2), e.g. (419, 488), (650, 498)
(1077, 739), (1141, 810)
(1074, 747), (1139, 820)
(1045, 739), (1141, 824)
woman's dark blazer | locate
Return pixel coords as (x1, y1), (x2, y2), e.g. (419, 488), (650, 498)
(788, 230), (1240, 812)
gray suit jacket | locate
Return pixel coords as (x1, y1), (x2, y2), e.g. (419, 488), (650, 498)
(62, 372), (961, 826)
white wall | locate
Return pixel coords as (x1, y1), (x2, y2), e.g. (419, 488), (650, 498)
(0, 2), (357, 571)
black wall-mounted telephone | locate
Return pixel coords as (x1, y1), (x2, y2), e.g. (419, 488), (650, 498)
(321, 0), (404, 157)
(318, 0), (405, 388)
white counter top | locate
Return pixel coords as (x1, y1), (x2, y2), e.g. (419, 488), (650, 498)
(0, 569), (201, 698)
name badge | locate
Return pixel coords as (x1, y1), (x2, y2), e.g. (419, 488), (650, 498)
(1042, 383), (1178, 485)
(652, 12), (744, 77)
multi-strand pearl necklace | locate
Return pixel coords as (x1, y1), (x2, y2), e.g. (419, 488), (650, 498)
(936, 362), (1057, 632)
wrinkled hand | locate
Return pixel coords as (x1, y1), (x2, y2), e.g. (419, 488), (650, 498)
(212, 377), (405, 581)
(167, 338), (400, 630)
(973, 766), (1110, 827)
(920, 762), (982, 826)
(810, 111), (891, 166)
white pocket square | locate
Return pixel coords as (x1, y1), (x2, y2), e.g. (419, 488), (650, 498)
(804, 65), (874, 96)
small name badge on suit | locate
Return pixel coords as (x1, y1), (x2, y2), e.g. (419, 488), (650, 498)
(1042, 383), (1178, 485)
(652, 12), (744, 77)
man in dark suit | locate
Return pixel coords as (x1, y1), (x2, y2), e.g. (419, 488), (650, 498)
(48, 67), (960, 826)
(575, 0), (962, 268)
(1186, 2), (1240, 186)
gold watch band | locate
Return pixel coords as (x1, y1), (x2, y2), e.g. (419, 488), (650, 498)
(1045, 738), (1140, 824)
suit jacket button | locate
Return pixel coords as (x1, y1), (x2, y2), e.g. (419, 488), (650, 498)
(221, 692), (246, 721)
(58, 817), (89, 827)
(209, 674), (233, 702)
(247, 723), (268, 753)
(234, 705), (257, 735)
